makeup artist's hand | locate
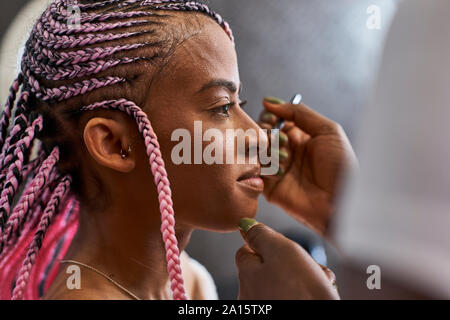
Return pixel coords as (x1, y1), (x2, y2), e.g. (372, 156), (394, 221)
(235, 218), (339, 300)
(258, 97), (357, 236)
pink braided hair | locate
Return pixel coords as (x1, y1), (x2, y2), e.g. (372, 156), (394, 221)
(0, 74), (23, 146)
(0, 116), (43, 229)
(80, 99), (185, 297)
(1, 147), (59, 253)
(11, 172), (71, 300)
(0, 0), (234, 300)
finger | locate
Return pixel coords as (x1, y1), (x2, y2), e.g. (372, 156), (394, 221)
(263, 98), (341, 137)
(257, 124), (289, 160)
(259, 110), (278, 126)
(272, 130), (289, 147)
(238, 218), (286, 258)
(272, 141), (289, 159)
(257, 121), (272, 131)
(263, 145), (289, 180)
(235, 244), (263, 272)
(260, 125), (290, 150)
(318, 264), (337, 285)
(281, 120), (295, 133)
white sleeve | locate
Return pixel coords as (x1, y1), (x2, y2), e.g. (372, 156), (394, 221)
(187, 256), (219, 300)
(333, 0), (450, 299)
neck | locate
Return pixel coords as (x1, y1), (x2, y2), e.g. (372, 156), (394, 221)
(64, 200), (193, 300)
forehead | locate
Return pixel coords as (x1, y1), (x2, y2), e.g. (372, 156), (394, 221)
(157, 16), (239, 94)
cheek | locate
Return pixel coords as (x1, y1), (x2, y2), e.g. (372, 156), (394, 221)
(151, 115), (259, 231)
(167, 163), (259, 231)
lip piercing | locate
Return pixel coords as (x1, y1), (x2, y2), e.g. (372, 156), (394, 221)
(120, 144), (132, 159)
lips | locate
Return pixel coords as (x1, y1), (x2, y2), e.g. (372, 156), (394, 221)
(237, 166), (261, 181)
(237, 166), (264, 192)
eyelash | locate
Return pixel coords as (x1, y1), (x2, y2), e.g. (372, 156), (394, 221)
(212, 100), (248, 117)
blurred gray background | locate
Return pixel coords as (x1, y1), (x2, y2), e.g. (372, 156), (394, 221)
(0, 0), (398, 299)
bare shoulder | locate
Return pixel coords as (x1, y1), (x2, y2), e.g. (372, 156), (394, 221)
(180, 251), (218, 300)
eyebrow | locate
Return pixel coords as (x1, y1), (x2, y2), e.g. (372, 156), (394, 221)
(196, 79), (243, 95)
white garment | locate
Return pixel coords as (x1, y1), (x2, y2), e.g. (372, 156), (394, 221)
(333, 0), (450, 298)
(180, 251), (219, 300)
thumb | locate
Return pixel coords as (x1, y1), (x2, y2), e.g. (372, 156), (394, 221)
(238, 218), (285, 259)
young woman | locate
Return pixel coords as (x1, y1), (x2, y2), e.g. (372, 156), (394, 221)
(0, 0), (355, 300)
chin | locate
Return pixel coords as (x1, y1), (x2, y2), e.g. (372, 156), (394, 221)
(218, 200), (260, 233)
(190, 199), (259, 233)
(177, 181), (261, 232)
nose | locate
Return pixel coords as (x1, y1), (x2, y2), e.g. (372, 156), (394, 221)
(240, 110), (268, 164)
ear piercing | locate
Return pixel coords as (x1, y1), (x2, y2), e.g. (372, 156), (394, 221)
(120, 144), (132, 159)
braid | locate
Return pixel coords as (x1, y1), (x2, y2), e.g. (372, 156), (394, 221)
(29, 43), (150, 66)
(1, 147), (60, 254)
(80, 98), (186, 299)
(11, 174), (71, 300)
(43, 19), (150, 35)
(0, 88), (33, 171)
(22, 147), (47, 182)
(0, 115), (43, 232)
(0, 74), (24, 146)
(27, 55), (144, 81)
(0, 0), (234, 300)
(33, 28), (153, 50)
(77, 0), (124, 10)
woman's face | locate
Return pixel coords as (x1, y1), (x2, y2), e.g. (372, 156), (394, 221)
(138, 16), (264, 232)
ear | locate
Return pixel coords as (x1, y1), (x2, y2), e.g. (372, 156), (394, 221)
(83, 117), (135, 173)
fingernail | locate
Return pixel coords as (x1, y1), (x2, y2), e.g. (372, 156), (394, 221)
(271, 148), (288, 162)
(279, 150), (288, 161)
(264, 96), (285, 104)
(238, 218), (258, 233)
(261, 112), (277, 123)
(278, 132), (288, 146)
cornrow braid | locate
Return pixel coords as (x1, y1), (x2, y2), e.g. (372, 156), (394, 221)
(43, 19), (150, 35)
(0, 0), (234, 300)
(32, 28), (153, 50)
(77, 0), (125, 10)
(26, 54), (144, 81)
(30, 43), (150, 66)
(53, 7), (162, 23)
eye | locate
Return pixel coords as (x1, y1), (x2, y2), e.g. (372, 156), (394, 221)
(213, 103), (232, 117)
(211, 100), (248, 117)
(211, 102), (234, 117)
